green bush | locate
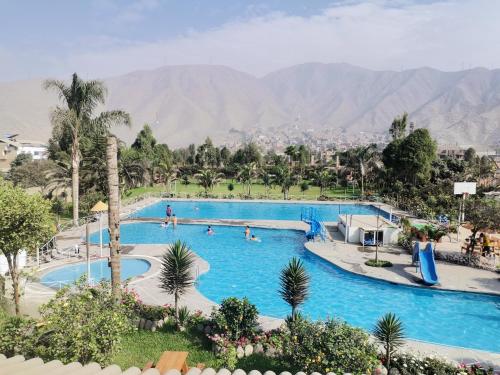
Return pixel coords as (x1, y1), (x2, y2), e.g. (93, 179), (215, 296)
(34, 279), (132, 365)
(0, 315), (36, 357)
(365, 259), (393, 267)
(281, 317), (378, 374)
(391, 353), (460, 375)
(210, 297), (259, 341)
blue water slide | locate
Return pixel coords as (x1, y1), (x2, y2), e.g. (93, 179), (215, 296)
(418, 242), (439, 285)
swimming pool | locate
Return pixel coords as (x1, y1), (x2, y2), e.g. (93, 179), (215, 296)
(92, 222), (500, 352)
(130, 200), (390, 222)
(40, 258), (151, 288)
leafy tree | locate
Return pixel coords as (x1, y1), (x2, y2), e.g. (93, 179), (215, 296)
(300, 181), (309, 196)
(10, 153), (33, 168)
(261, 170), (274, 197)
(373, 313), (405, 368)
(464, 147), (476, 162)
(279, 257), (310, 320)
(195, 168), (224, 194)
(119, 148), (148, 190)
(464, 198), (500, 251)
(210, 297), (259, 341)
(8, 159), (53, 188)
(0, 180), (54, 314)
(44, 155), (72, 202)
(313, 169), (332, 196)
(159, 240), (195, 329)
(343, 144), (379, 197)
(389, 112), (408, 141)
(131, 124), (156, 155)
(157, 161), (178, 194)
(44, 73), (131, 225)
(231, 143), (262, 166)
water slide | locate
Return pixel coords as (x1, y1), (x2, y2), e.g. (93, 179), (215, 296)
(414, 242), (439, 285)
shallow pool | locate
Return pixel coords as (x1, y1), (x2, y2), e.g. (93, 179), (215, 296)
(130, 200), (389, 222)
(92, 223), (500, 352)
(40, 258), (151, 288)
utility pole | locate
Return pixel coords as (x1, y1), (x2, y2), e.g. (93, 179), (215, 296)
(86, 222), (90, 285)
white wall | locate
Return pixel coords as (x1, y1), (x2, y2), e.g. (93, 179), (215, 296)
(0, 250), (27, 274)
(18, 146), (47, 160)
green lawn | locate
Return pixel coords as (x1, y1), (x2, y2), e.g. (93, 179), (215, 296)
(113, 328), (283, 372)
(122, 179), (361, 202)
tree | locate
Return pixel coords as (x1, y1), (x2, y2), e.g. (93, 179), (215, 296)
(157, 161), (178, 194)
(464, 198), (500, 253)
(314, 169), (332, 196)
(44, 73), (131, 225)
(261, 170), (274, 197)
(300, 181), (309, 196)
(231, 143), (262, 166)
(343, 144), (379, 197)
(273, 165), (297, 200)
(279, 257), (310, 320)
(131, 124), (156, 156)
(106, 136), (121, 300)
(159, 240), (195, 329)
(195, 168), (224, 194)
(373, 313), (405, 368)
(0, 180), (53, 314)
(237, 163), (258, 196)
(389, 113), (408, 141)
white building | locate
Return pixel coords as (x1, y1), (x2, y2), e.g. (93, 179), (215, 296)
(17, 140), (48, 160)
(338, 214), (400, 245)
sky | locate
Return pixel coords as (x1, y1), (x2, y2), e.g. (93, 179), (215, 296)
(1, 0), (499, 82)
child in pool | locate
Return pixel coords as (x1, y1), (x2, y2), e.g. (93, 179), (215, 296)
(244, 225), (250, 239)
(207, 225), (214, 235)
(250, 234), (261, 242)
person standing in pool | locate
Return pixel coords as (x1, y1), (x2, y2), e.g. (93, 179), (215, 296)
(244, 225), (250, 239)
(172, 214), (178, 229)
(166, 205), (173, 223)
(207, 225), (214, 235)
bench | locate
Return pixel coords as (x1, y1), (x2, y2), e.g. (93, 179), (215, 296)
(143, 351), (189, 374)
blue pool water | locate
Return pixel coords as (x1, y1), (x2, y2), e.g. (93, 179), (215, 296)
(91, 222), (500, 352)
(130, 200), (389, 222)
(41, 258), (151, 288)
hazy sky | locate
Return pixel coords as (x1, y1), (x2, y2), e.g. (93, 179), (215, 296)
(1, 0), (499, 81)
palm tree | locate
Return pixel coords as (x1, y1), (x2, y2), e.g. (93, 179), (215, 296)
(237, 162), (258, 196)
(279, 257), (310, 320)
(195, 168), (224, 194)
(344, 144), (379, 197)
(106, 136), (121, 300)
(284, 145), (298, 165)
(373, 313), (405, 369)
(272, 165), (297, 200)
(261, 170), (274, 197)
(44, 73), (130, 226)
(159, 240), (195, 329)
(313, 169), (332, 196)
(157, 161), (178, 194)
(44, 156), (72, 203)
(119, 148), (148, 190)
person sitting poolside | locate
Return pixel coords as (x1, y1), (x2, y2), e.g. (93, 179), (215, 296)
(207, 225), (214, 235)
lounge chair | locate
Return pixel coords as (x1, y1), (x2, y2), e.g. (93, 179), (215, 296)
(143, 351), (189, 374)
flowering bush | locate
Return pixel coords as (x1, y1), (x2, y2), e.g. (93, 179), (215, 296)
(280, 317), (378, 374)
(390, 353), (493, 375)
(210, 297), (259, 341)
(121, 287), (173, 320)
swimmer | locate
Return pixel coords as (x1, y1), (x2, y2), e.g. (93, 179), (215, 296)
(250, 234), (261, 242)
(207, 225), (214, 235)
(244, 225), (250, 239)
(165, 204), (173, 223)
(172, 214), (178, 228)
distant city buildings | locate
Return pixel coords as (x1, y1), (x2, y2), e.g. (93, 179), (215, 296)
(0, 133), (48, 172)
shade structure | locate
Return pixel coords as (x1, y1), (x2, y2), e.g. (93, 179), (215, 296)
(90, 201), (108, 212)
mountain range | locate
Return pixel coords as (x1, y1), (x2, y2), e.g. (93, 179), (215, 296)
(1, 63), (499, 147)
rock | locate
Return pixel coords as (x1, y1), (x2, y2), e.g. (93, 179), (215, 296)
(263, 371), (276, 375)
(232, 370), (246, 375)
(388, 369), (400, 375)
(325, 372), (336, 375)
(144, 320), (153, 330)
(278, 372), (292, 375)
(157, 319), (164, 328)
(139, 318), (146, 329)
(186, 369), (202, 375)
(295, 372), (306, 375)
(216, 369), (231, 375)
(201, 369), (216, 375)
(244, 344), (253, 357)
(165, 370), (181, 375)
(254, 343), (264, 354)
(373, 365), (388, 375)
(265, 347), (277, 358)
(248, 371), (261, 375)
(310, 372), (322, 375)
(236, 346), (245, 359)
(151, 321), (157, 332)
(132, 318), (140, 328)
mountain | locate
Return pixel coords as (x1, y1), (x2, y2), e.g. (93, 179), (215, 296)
(1, 63), (499, 147)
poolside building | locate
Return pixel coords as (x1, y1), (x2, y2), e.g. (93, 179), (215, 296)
(338, 214), (400, 245)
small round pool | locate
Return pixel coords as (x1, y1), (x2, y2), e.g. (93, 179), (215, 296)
(40, 258), (151, 289)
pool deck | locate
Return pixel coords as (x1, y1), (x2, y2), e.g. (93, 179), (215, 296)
(22, 196), (500, 368)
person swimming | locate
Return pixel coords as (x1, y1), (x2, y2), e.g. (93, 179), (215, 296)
(166, 204), (173, 223)
(207, 225), (214, 235)
(244, 225), (250, 239)
(250, 234), (261, 242)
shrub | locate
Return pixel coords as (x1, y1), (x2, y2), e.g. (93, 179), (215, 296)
(365, 259), (393, 267)
(280, 317), (378, 374)
(35, 279), (132, 365)
(0, 315), (36, 357)
(210, 297), (259, 341)
(391, 353), (460, 375)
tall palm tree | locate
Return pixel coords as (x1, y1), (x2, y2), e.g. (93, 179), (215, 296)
(373, 313), (405, 369)
(119, 148), (148, 190)
(344, 144), (379, 197)
(261, 170), (274, 197)
(157, 161), (178, 194)
(195, 168), (224, 194)
(159, 240), (195, 330)
(106, 136), (121, 300)
(237, 162), (258, 196)
(279, 257), (310, 320)
(272, 165), (297, 200)
(44, 73), (130, 226)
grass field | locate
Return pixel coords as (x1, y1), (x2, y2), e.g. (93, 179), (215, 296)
(122, 179), (361, 202)
(113, 328), (283, 372)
